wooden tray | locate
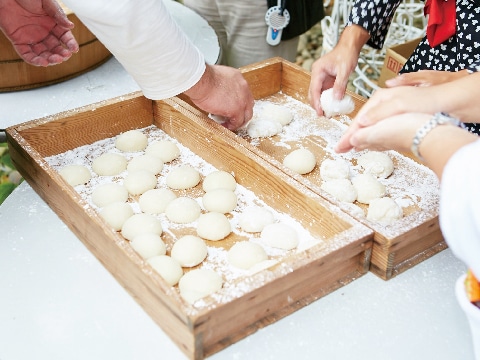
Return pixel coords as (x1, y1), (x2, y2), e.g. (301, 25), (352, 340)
(183, 57), (443, 280)
(0, 5), (111, 92)
(6, 93), (373, 359)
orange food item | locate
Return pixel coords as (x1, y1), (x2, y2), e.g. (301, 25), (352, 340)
(465, 269), (480, 304)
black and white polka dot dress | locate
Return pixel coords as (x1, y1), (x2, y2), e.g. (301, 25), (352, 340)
(348, 0), (480, 133)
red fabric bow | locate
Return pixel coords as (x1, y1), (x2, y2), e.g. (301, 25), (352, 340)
(424, 0), (457, 48)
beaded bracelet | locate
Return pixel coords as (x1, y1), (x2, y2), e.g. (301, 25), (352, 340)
(411, 112), (466, 161)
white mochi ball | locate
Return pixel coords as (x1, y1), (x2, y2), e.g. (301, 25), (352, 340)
(171, 235), (208, 267)
(123, 170), (157, 195)
(99, 202), (134, 231)
(166, 165), (201, 190)
(283, 148), (316, 175)
(342, 202), (366, 218)
(145, 140), (180, 163)
(246, 119), (283, 138)
(148, 255), (183, 286)
(91, 183), (129, 207)
(165, 196), (201, 224)
(261, 223), (299, 250)
(261, 103), (293, 126)
(357, 151), (394, 179)
(202, 189), (237, 213)
(178, 269), (223, 304)
(121, 213), (163, 241)
(196, 212), (231, 241)
(319, 158), (351, 181)
(92, 153), (127, 176)
(139, 188), (177, 214)
(59, 164), (91, 186)
(238, 206), (275, 233)
(202, 171), (237, 192)
(320, 88), (355, 118)
(127, 154), (164, 175)
(130, 233), (166, 259)
(227, 241), (268, 270)
(367, 197), (403, 225)
(321, 178), (357, 203)
(115, 130), (148, 152)
(351, 173), (386, 204)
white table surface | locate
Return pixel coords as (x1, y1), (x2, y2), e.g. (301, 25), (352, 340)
(0, 20), (475, 360)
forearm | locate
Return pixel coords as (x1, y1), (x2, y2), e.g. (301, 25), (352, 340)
(337, 24), (370, 58)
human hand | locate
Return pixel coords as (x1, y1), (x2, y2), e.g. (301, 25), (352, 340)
(385, 69), (470, 88)
(183, 64), (254, 131)
(0, 0), (79, 66)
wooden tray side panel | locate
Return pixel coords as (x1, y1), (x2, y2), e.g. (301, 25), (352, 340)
(240, 58), (283, 99)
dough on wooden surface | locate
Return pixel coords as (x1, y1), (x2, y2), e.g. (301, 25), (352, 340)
(148, 255), (183, 286)
(238, 206), (275, 233)
(319, 158), (350, 181)
(127, 154), (164, 175)
(145, 140), (180, 163)
(91, 183), (129, 207)
(121, 213), (163, 241)
(227, 241), (268, 270)
(165, 196), (201, 224)
(59, 164), (91, 186)
(367, 197), (403, 224)
(99, 202), (134, 231)
(178, 268), (223, 304)
(202, 170), (237, 192)
(246, 119), (282, 138)
(171, 235), (208, 267)
(139, 188), (177, 214)
(351, 173), (386, 204)
(321, 178), (357, 203)
(196, 212), (231, 241)
(166, 165), (201, 190)
(130, 233), (167, 259)
(91, 153), (127, 176)
(202, 188), (237, 213)
(261, 223), (299, 250)
(283, 148), (316, 175)
(320, 88), (355, 118)
(261, 103), (293, 126)
(115, 129), (148, 152)
(123, 170), (157, 195)
(357, 151), (394, 179)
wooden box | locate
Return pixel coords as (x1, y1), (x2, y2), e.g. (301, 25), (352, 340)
(6, 93), (373, 359)
(185, 57), (443, 281)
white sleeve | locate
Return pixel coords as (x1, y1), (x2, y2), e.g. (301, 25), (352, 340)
(62, 0), (206, 100)
(440, 139), (480, 277)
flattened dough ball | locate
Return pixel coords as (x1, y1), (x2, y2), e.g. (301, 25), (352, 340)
(115, 129), (148, 152)
(145, 140), (180, 163)
(283, 148), (316, 175)
(59, 164), (91, 186)
(261, 223), (299, 250)
(166, 165), (201, 190)
(321, 178), (357, 203)
(121, 213), (163, 241)
(99, 202), (134, 231)
(131, 233), (166, 259)
(357, 151), (394, 179)
(246, 119), (282, 138)
(148, 255), (183, 286)
(127, 154), (164, 175)
(227, 241), (268, 270)
(320, 88), (355, 118)
(351, 173), (386, 204)
(202, 189), (237, 213)
(139, 188), (177, 214)
(367, 197), (403, 225)
(238, 206), (275, 233)
(92, 153), (127, 176)
(91, 183), (129, 207)
(196, 212), (231, 241)
(320, 158), (350, 181)
(165, 196), (201, 224)
(171, 235), (208, 267)
(202, 171), (237, 192)
(261, 103), (293, 126)
(178, 269), (223, 304)
(123, 170), (157, 195)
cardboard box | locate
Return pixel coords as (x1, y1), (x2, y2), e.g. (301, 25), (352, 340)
(377, 37), (422, 87)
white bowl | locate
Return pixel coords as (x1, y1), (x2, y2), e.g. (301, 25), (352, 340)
(456, 274), (480, 359)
